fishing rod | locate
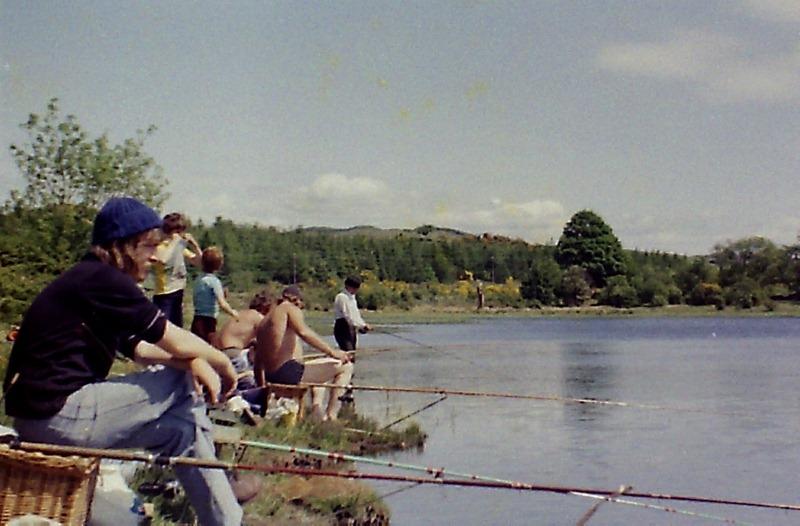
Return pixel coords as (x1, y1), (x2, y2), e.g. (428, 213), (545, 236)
(573, 492), (750, 525)
(576, 485), (631, 526)
(303, 347), (400, 361)
(241, 440), (746, 524)
(295, 381), (735, 415)
(240, 439), (452, 478)
(7, 441), (800, 513)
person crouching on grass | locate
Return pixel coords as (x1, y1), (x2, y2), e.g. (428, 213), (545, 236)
(3, 197), (243, 526)
(254, 285), (353, 421)
(191, 246), (239, 345)
(216, 289), (274, 392)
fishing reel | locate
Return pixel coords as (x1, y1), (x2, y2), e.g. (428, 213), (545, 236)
(137, 479), (181, 499)
(338, 387), (355, 405)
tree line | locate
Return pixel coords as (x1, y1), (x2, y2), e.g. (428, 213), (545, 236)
(190, 212), (800, 311)
(2, 100), (799, 323)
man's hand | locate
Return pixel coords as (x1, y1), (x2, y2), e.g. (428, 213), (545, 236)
(359, 323), (372, 334)
(332, 349), (352, 363)
(183, 232), (199, 247)
(213, 357), (238, 400)
(190, 358), (222, 404)
(253, 359), (266, 388)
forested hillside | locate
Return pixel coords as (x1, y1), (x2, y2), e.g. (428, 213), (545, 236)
(190, 214), (800, 313)
(2, 100), (799, 324)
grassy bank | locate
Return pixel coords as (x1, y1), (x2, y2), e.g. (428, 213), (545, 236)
(140, 407), (425, 525)
(300, 300), (800, 329)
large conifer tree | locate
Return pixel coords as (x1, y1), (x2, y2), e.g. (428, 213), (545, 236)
(555, 210), (627, 286)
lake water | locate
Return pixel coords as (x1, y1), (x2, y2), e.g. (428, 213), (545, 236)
(349, 317), (800, 525)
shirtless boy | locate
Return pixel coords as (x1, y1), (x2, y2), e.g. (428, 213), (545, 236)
(254, 285), (353, 421)
(216, 289), (273, 391)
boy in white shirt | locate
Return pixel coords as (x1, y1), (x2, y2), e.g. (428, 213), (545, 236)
(333, 276), (371, 351)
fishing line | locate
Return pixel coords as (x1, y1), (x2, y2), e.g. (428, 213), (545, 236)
(0, 373), (19, 407)
(371, 326), (438, 351)
(377, 482), (423, 500)
(370, 326), (524, 385)
(379, 395), (448, 431)
(296, 381), (740, 416)
(372, 326), (491, 372)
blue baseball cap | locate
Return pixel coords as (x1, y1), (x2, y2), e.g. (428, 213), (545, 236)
(91, 197), (162, 245)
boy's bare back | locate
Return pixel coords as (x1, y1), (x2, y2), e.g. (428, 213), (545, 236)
(216, 309), (264, 350)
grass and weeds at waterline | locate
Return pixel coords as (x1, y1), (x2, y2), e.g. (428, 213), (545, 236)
(300, 300), (800, 330)
(138, 406), (424, 526)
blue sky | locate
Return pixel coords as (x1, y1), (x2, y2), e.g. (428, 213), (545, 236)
(2, 1), (798, 254)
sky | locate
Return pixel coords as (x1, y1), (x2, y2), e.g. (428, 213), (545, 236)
(1, 1), (799, 255)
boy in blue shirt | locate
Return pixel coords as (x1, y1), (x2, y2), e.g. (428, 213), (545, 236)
(191, 246), (238, 344)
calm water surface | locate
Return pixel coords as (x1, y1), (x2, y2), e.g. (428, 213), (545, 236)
(350, 317), (800, 525)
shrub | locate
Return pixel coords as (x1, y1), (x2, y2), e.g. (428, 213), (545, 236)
(689, 282), (724, 307)
(666, 285), (683, 305)
(724, 278), (765, 309)
(599, 276), (639, 308)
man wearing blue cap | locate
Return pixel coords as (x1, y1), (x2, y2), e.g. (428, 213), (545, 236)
(3, 197), (245, 525)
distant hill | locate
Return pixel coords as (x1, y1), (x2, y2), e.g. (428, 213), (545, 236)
(298, 224), (482, 241)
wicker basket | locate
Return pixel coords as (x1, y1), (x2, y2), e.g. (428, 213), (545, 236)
(0, 445), (99, 525)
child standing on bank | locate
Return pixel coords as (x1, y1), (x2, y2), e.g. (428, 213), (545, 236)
(152, 212), (202, 327)
(191, 246), (238, 344)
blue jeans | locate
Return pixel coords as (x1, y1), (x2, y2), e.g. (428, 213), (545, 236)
(14, 367), (242, 526)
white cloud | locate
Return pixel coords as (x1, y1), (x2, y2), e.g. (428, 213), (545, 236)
(288, 173), (399, 226)
(281, 175), (568, 242)
(742, 0), (800, 22)
(613, 213), (715, 254)
(615, 208), (800, 255)
(596, 29), (800, 103)
(597, 30), (739, 80)
(301, 173), (390, 203)
(433, 198), (567, 242)
(715, 47), (800, 102)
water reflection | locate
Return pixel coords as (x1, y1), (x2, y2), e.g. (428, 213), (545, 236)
(354, 318), (800, 525)
(559, 341), (617, 422)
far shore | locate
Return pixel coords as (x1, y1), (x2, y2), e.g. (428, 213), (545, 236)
(303, 301), (800, 328)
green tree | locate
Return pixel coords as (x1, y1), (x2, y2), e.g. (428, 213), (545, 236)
(9, 98), (168, 210)
(431, 244), (457, 282)
(520, 254), (562, 306)
(675, 257), (718, 299)
(560, 265), (592, 306)
(555, 210), (627, 286)
(712, 237), (783, 289)
(784, 242), (800, 298)
(1, 99), (168, 323)
(723, 277), (764, 309)
(628, 264), (670, 306)
(688, 282), (724, 308)
(598, 275), (639, 308)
